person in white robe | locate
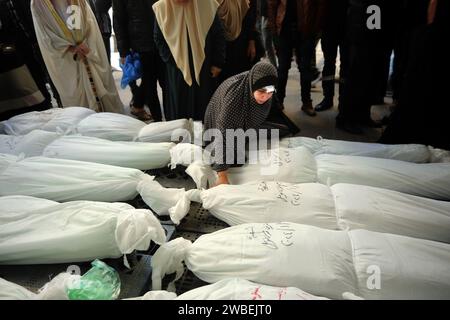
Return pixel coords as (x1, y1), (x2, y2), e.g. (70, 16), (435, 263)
(31, 0), (123, 113)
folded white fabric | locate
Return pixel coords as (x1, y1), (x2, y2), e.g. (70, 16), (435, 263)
(151, 223), (450, 299)
(1, 107), (94, 136)
(0, 195), (166, 264)
(0, 154), (153, 202)
(316, 154), (450, 200)
(281, 136), (432, 163)
(76, 113), (146, 141)
(43, 135), (174, 170)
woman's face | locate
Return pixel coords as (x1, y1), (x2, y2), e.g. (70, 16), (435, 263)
(253, 89), (273, 105)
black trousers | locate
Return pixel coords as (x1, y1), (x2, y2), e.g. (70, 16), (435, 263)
(380, 25), (450, 150)
(321, 31), (347, 105)
(275, 24), (316, 105)
(102, 34), (111, 63)
(130, 51), (165, 121)
(371, 44), (393, 105)
(338, 43), (387, 124)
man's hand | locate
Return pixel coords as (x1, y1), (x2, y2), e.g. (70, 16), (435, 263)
(247, 40), (256, 61)
(68, 43), (90, 58)
(77, 43), (90, 57)
(214, 170), (229, 187)
(120, 57), (126, 65)
(210, 66), (222, 78)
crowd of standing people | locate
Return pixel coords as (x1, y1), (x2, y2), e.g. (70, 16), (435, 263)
(0, 0), (448, 151)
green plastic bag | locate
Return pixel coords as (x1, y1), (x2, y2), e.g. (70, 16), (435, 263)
(67, 259), (121, 300)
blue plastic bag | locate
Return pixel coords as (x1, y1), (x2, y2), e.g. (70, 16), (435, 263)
(120, 52), (142, 89)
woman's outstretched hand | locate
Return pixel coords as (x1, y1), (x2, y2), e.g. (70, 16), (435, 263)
(214, 170), (229, 187)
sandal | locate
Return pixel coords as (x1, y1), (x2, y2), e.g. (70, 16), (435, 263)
(130, 106), (153, 121)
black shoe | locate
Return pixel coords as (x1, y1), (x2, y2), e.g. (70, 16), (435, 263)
(315, 98), (334, 112)
(301, 101), (317, 117)
(336, 119), (363, 134)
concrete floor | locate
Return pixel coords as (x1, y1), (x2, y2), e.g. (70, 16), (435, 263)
(112, 46), (390, 144)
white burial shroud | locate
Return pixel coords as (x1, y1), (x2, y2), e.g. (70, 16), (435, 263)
(173, 144), (450, 200)
(0, 154), (154, 202)
(0, 195), (166, 265)
(140, 179), (450, 243)
(151, 223), (450, 300)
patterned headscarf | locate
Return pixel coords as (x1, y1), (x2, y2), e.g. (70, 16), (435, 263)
(204, 62), (278, 171)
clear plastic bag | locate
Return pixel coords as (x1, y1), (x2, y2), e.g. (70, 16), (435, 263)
(67, 260), (121, 300)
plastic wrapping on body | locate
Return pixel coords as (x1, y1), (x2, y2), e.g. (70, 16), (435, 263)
(67, 260), (121, 300)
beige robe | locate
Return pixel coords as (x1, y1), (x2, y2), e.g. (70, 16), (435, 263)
(217, 0), (250, 41)
(31, 0), (123, 113)
(152, 0), (219, 86)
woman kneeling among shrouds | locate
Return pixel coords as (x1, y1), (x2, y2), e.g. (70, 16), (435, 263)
(204, 61), (299, 186)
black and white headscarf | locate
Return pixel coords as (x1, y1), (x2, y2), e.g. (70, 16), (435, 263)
(204, 61), (278, 171)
